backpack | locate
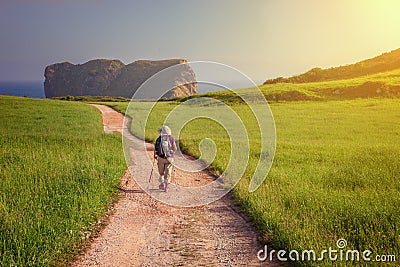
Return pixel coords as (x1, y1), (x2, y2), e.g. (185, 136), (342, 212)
(155, 134), (173, 158)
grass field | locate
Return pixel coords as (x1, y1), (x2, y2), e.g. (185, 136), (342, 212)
(108, 96), (400, 266)
(0, 96), (125, 266)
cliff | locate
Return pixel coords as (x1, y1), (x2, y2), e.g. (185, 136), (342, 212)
(44, 59), (197, 98)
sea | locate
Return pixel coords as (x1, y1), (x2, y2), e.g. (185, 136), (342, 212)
(0, 81), (45, 98)
(197, 80), (258, 93)
(0, 80), (255, 98)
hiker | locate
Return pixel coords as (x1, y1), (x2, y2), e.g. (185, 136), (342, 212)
(154, 125), (177, 192)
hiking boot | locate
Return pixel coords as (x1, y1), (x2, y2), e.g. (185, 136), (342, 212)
(159, 183), (164, 190)
(164, 182), (168, 192)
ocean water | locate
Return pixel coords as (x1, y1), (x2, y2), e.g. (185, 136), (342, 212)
(197, 80), (256, 94)
(0, 81), (45, 98)
(0, 80), (253, 98)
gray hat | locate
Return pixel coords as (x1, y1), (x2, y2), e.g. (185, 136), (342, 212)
(158, 125), (171, 135)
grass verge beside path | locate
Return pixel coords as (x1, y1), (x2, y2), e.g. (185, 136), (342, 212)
(0, 96), (125, 266)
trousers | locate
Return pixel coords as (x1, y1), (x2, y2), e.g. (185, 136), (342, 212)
(157, 157), (174, 183)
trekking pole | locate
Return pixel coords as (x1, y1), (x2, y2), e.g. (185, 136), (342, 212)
(173, 167), (178, 191)
(174, 168), (176, 183)
(149, 157), (156, 183)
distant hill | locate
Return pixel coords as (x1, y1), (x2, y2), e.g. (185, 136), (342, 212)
(264, 48), (400, 84)
(189, 67), (400, 103)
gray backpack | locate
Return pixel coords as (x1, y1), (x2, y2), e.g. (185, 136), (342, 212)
(156, 134), (173, 158)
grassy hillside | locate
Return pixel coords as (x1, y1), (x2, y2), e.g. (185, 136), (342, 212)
(264, 48), (400, 84)
(109, 98), (400, 266)
(171, 68), (400, 103)
(260, 68), (400, 101)
(0, 96), (125, 266)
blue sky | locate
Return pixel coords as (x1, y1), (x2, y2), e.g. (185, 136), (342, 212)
(1, 0), (400, 84)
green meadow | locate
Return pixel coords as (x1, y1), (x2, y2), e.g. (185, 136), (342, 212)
(108, 95), (400, 265)
(0, 96), (125, 266)
(1, 69), (399, 266)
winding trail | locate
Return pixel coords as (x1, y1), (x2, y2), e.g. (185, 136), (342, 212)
(71, 104), (279, 267)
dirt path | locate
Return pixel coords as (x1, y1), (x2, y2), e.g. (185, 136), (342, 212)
(71, 104), (278, 266)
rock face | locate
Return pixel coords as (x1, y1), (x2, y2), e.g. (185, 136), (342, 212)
(44, 59), (197, 98)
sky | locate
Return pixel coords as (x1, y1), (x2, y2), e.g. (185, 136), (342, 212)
(0, 0), (400, 85)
